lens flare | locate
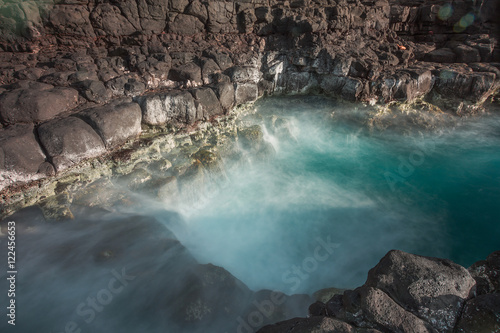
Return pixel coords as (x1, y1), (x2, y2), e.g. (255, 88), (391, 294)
(438, 4), (454, 20)
(453, 12), (475, 32)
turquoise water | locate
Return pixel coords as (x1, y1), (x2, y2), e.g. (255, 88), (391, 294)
(1, 96), (499, 333)
(166, 96), (500, 293)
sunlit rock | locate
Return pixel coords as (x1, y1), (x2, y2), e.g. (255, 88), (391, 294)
(37, 116), (106, 172)
(137, 90), (197, 125)
(0, 124), (48, 191)
(78, 98), (142, 149)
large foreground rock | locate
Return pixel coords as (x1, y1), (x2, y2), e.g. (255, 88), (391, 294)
(37, 117), (106, 172)
(211, 81), (235, 111)
(0, 211), (315, 333)
(364, 250), (476, 332)
(235, 82), (259, 105)
(260, 250), (487, 333)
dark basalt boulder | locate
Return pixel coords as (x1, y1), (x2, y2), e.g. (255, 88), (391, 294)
(207, 1), (237, 34)
(201, 58), (222, 85)
(211, 80), (235, 112)
(259, 250), (500, 333)
(48, 4), (96, 38)
(468, 250), (500, 295)
(186, 0), (208, 24)
(90, 3), (137, 37)
(432, 68), (496, 103)
(0, 123), (48, 190)
(235, 82), (259, 105)
(374, 67), (433, 102)
(453, 44), (481, 63)
(320, 75), (363, 102)
(228, 66), (264, 84)
(137, 90), (197, 126)
(37, 116), (106, 172)
(73, 79), (111, 104)
(0, 82), (79, 125)
(326, 285), (437, 333)
(78, 98), (142, 149)
(136, 56), (171, 86)
(190, 87), (223, 120)
(169, 62), (203, 85)
(455, 294), (500, 333)
(204, 51), (234, 72)
(424, 48), (456, 63)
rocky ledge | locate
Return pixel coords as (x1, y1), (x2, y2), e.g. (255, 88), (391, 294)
(1, 0), (499, 215)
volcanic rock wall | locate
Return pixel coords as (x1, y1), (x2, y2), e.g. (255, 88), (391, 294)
(0, 0), (499, 210)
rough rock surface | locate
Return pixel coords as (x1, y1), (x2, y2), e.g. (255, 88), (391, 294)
(137, 90), (197, 125)
(0, 123), (48, 190)
(78, 98), (142, 149)
(0, 83), (79, 124)
(259, 250), (500, 333)
(455, 294), (500, 333)
(0, 211), (312, 332)
(468, 250), (500, 295)
(37, 116), (106, 172)
(364, 250), (476, 331)
(0, 0), (499, 219)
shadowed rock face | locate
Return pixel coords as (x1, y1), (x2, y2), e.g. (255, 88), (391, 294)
(0, 210), (313, 333)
